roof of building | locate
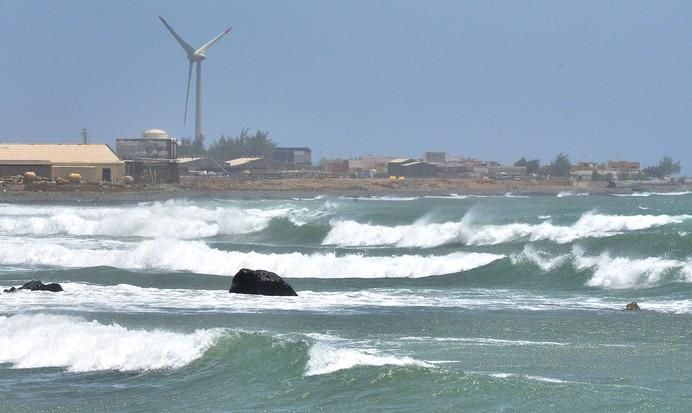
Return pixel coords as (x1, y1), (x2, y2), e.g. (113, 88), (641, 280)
(225, 157), (264, 167)
(389, 158), (416, 164)
(177, 157), (204, 164)
(0, 144), (122, 164)
(274, 147), (311, 152)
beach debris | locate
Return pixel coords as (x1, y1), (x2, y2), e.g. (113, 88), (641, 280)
(3, 280), (63, 293)
(625, 302), (640, 311)
(229, 268), (297, 296)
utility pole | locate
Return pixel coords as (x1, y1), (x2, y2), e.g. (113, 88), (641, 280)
(81, 128), (88, 145)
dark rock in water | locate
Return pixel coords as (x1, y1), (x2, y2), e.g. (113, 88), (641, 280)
(625, 302), (640, 311)
(229, 269), (297, 296)
(2, 280), (63, 293)
(41, 283), (64, 292)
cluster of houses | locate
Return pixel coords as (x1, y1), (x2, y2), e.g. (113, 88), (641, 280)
(323, 152), (650, 182)
(0, 132), (650, 185)
(569, 161), (641, 182)
(324, 153), (528, 180)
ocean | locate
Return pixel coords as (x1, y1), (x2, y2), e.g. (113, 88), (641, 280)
(1, 192), (691, 412)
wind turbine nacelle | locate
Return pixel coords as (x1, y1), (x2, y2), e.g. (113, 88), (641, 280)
(190, 50), (207, 60)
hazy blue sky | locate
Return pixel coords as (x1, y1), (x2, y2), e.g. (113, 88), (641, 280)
(1, 1), (690, 169)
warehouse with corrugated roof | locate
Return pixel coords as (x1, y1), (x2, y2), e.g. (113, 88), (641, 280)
(0, 144), (124, 183)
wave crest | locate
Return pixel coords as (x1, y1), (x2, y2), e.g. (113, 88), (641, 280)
(0, 313), (223, 372)
(323, 212), (690, 247)
(0, 239), (503, 278)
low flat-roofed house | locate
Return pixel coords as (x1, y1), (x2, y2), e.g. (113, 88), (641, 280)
(570, 169), (594, 181)
(386, 158), (416, 177)
(489, 166), (527, 179)
(273, 147), (312, 166)
(424, 152), (447, 164)
(0, 144), (124, 183)
(324, 159), (349, 176)
(387, 158), (438, 178)
(178, 157), (228, 175)
(607, 161), (640, 171)
(400, 161), (438, 178)
(225, 157), (289, 174)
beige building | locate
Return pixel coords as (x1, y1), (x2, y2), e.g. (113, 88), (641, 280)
(0, 144), (124, 183)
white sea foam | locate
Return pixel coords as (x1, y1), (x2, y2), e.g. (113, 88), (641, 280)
(0, 200), (328, 239)
(337, 195), (422, 202)
(3, 282), (691, 314)
(305, 335), (432, 376)
(509, 245), (692, 290)
(572, 248), (683, 289)
(423, 193), (469, 199)
(400, 336), (569, 346)
(0, 313), (223, 372)
(511, 245), (568, 271)
(556, 191), (589, 198)
(323, 212), (691, 247)
(0, 238), (502, 278)
(487, 372), (577, 384)
(612, 191), (691, 198)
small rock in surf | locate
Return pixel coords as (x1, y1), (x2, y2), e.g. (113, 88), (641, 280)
(3, 280), (63, 293)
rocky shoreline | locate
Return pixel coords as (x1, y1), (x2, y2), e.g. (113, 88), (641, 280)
(1, 177), (689, 204)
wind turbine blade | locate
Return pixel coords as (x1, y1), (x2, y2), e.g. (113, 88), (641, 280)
(159, 16), (195, 55)
(196, 27), (232, 55)
(184, 60), (193, 125)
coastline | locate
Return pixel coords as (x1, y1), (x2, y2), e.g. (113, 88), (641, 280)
(1, 177), (690, 204)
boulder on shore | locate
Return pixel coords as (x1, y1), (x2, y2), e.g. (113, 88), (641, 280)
(3, 280), (63, 293)
(229, 269), (297, 296)
(625, 301), (640, 311)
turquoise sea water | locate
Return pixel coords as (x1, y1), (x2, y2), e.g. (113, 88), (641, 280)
(1, 193), (691, 412)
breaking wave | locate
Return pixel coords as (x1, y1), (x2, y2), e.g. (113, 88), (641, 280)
(323, 212), (691, 247)
(0, 201), (332, 239)
(0, 239), (503, 278)
(305, 343), (431, 376)
(514, 245), (692, 289)
(304, 334), (433, 376)
(0, 313), (223, 372)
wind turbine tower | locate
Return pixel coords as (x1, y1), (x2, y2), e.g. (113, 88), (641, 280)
(159, 16), (232, 142)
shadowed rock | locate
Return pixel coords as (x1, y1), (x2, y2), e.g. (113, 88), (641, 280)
(229, 269), (297, 296)
(3, 280), (63, 293)
(625, 302), (640, 311)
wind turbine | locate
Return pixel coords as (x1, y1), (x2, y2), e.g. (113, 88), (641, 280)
(159, 16), (232, 142)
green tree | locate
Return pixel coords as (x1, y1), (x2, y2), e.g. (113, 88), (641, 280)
(514, 157), (541, 174)
(207, 129), (276, 161)
(549, 153), (571, 177)
(192, 134), (205, 155)
(643, 155), (682, 178)
(514, 157), (528, 167)
(177, 137), (205, 157)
